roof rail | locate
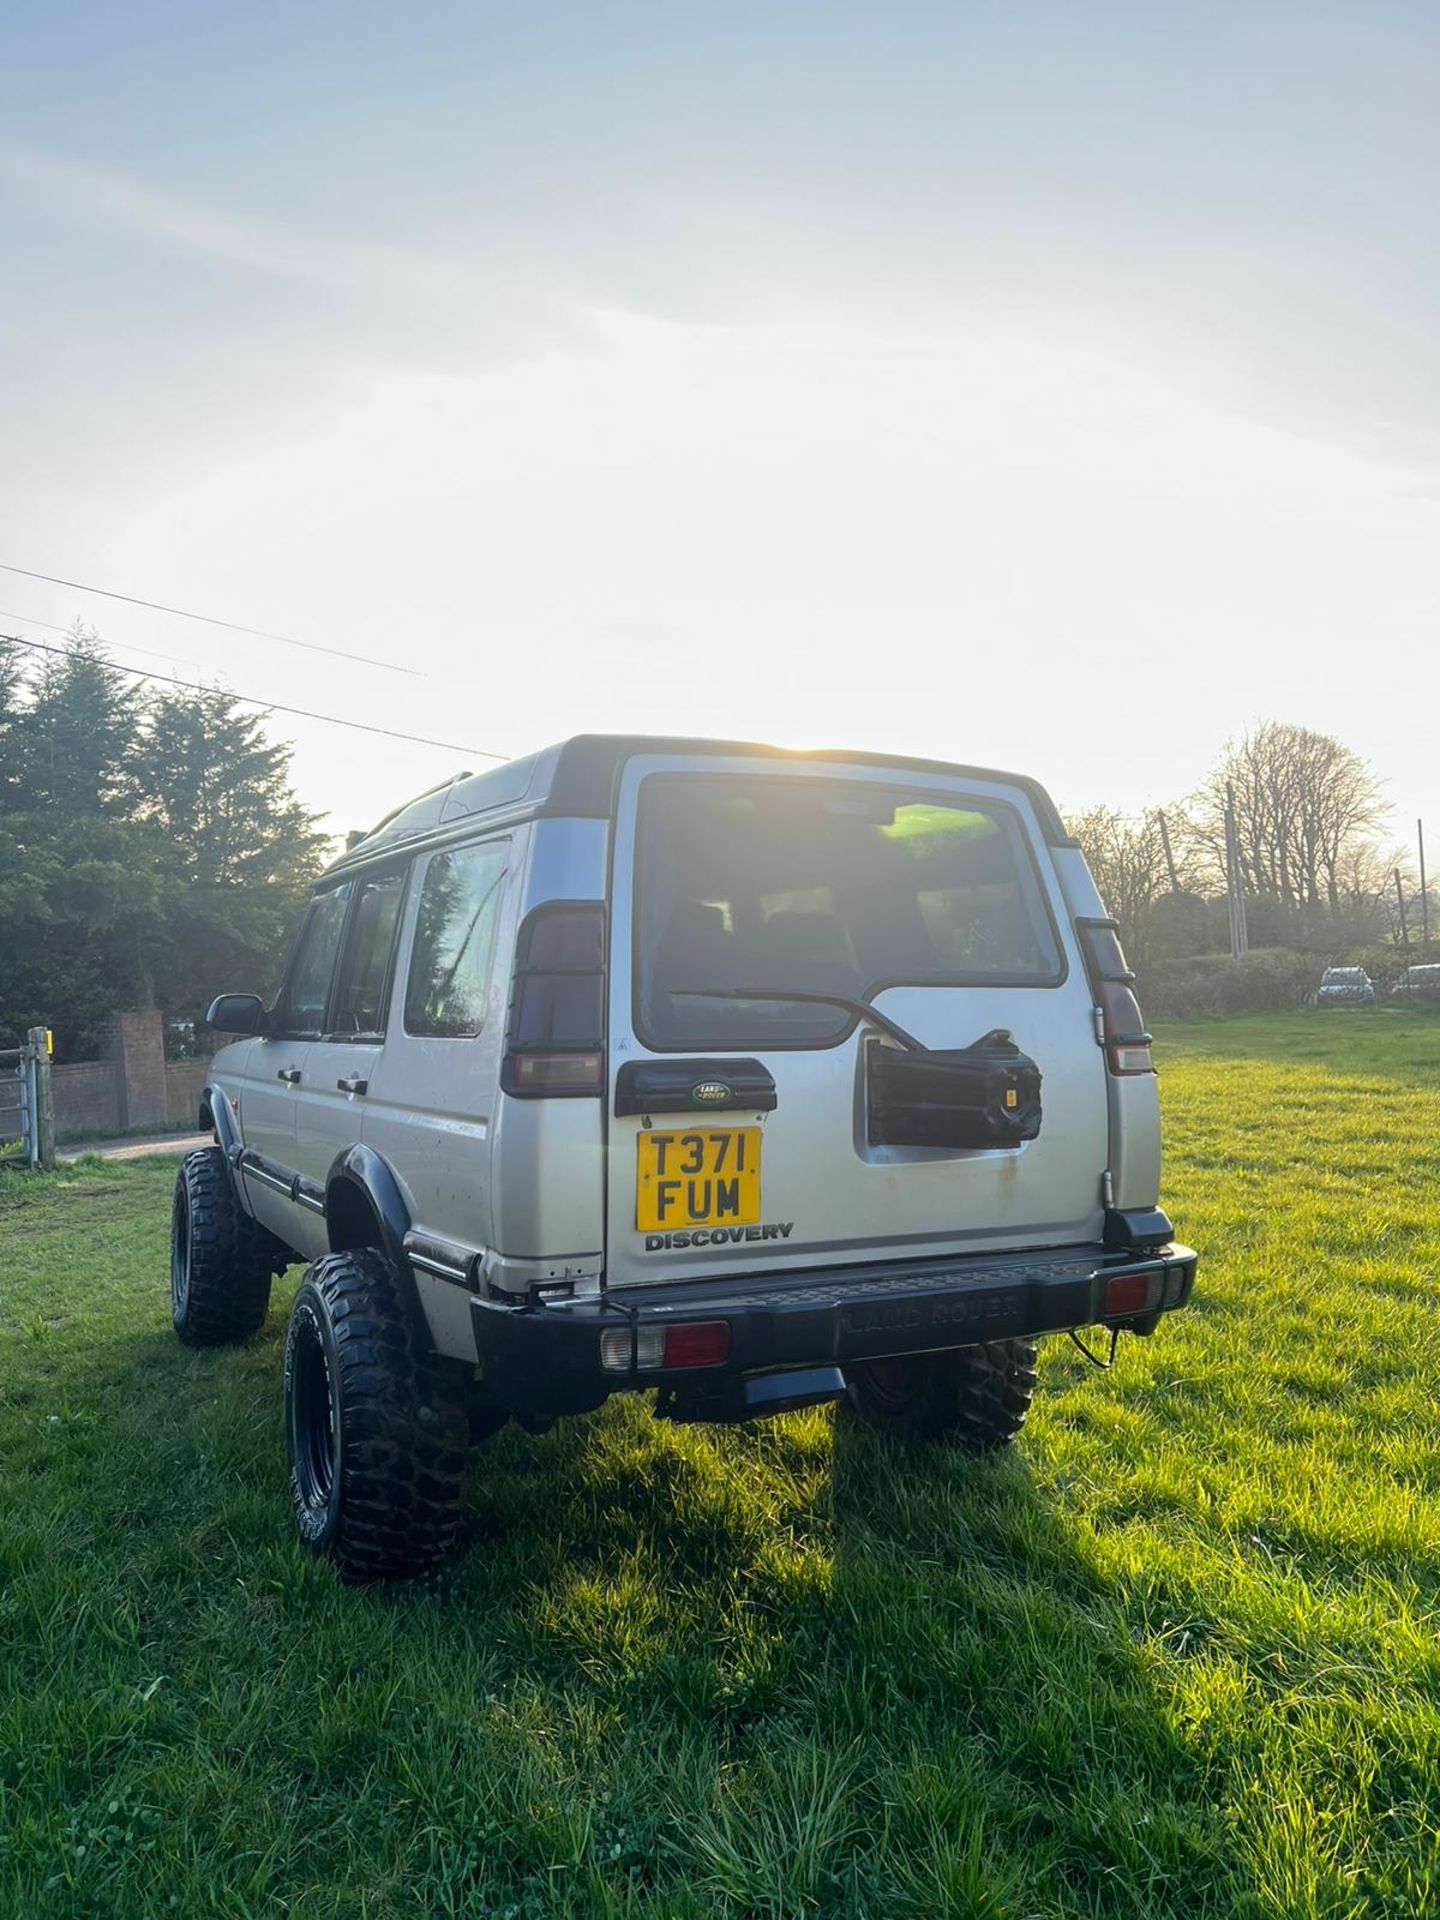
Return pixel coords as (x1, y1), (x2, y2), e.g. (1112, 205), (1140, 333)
(365, 770), (472, 838)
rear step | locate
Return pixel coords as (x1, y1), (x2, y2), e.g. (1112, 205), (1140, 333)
(470, 1240), (1197, 1419)
(657, 1364), (848, 1425)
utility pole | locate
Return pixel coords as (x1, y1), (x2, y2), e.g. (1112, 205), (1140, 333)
(1224, 783), (1248, 959)
(1394, 870), (1410, 947)
(1155, 808), (1181, 894)
(1420, 819), (1430, 954)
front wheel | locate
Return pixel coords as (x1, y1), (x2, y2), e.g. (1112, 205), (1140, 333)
(284, 1248), (468, 1581)
(843, 1339), (1038, 1449)
(170, 1146), (278, 1346)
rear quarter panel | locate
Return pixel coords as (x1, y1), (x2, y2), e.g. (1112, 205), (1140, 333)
(486, 817), (609, 1292)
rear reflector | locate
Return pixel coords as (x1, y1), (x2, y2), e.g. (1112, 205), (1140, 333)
(1103, 1269), (1162, 1317)
(599, 1319), (731, 1373)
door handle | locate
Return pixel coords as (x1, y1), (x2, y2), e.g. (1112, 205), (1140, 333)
(337, 1076), (369, 1095)
(277, 1067), (302, 1084)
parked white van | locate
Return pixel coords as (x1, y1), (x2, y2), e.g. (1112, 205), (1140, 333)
(174, 735), (1196, 1578)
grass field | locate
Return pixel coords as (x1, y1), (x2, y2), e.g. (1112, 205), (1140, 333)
(3, 1010), (1439, 1918)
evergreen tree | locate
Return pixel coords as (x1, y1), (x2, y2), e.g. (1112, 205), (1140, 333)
(0, 633), (328, 1056)
(138, 687), (329, 1021)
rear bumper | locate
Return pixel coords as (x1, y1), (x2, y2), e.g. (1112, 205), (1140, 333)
(470, 1240), (1197, 1417)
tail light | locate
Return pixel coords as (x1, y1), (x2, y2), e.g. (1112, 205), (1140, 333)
(599, 1320), (731, 1372)
(1079, 920), (1154, 1076)
(501, 902), (606, 1097)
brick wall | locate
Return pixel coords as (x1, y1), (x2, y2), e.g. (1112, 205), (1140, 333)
(52, 1062), (124, 1135)
(1, 1012), (211, 1142)
(102, 1011), (167, 1129)
(165, 1061), (210, 1130)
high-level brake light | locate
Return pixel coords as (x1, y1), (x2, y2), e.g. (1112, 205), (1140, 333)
(1079, 920), (1155, 1076)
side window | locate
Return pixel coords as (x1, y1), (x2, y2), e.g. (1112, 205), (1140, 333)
(405, 842), (509, 1038)
(272, 886), (351, 1037)
(329, 870), (407, 1039)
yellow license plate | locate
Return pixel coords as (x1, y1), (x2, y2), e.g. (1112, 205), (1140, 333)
(635, 1127), (762, 1233)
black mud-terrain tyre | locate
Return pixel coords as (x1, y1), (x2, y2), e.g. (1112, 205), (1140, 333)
(843, 1340), (1039, 1449)
(170, 1146), (278, 1347)
(284, 1248), (468, 1581)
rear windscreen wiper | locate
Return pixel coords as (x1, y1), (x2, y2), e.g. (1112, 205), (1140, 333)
(674, 986), (926, 1052)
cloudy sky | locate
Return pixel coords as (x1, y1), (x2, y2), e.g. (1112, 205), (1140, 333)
(2, 2), (1436, 854)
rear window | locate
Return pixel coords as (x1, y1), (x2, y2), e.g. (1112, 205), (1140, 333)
(405, 841), (509, 1038)
(635, 775), (1061, 1048)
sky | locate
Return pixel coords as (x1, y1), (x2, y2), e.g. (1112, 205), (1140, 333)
(1, 1), (1436, 859)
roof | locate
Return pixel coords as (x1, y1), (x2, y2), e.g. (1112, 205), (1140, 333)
(324, 733), (1073, 878)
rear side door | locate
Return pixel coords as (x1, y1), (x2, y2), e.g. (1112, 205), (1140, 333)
(289, 865), (410, 1254)
(360, 835), (515, 1272)
(604, 754), (1110, 1287)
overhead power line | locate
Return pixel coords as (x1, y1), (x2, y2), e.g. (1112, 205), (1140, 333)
(0, 607), (73, 635)
(0, 633), (506, 762)
(0, 561), (422, 678)
(1, 607), (196, 667)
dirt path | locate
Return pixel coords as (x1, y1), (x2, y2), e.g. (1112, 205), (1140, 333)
(57, 1131), (208, 1164)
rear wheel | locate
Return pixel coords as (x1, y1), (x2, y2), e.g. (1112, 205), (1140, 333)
(170, 1146), (279, 1347)
(843, 1339), (1038, 1449)
(284, 1248), (468, 1581)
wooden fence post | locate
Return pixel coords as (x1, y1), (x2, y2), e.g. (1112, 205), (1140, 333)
(27, 1027), (55, 1171)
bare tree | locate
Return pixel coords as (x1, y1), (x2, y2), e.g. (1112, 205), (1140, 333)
(1188, 723), (1388, 912)
(1336, 838), (1399, 913)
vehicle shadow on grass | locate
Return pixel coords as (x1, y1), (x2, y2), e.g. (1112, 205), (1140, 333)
(440, 1404), (1261, 1920)
(824, 1418), (1251, 1916)
(61, 1331), (1273, 1918)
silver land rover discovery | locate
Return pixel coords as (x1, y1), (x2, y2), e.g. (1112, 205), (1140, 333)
(173, 735), (1197, 1578)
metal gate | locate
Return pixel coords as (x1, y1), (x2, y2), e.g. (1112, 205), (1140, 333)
(0, 1027), (55, 1170)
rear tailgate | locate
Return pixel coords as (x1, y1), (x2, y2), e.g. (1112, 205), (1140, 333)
(604, 752), (1109, 1286)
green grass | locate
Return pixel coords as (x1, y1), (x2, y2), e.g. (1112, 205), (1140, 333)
(3, 1011), (1439, 1918)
